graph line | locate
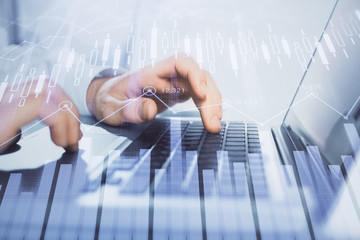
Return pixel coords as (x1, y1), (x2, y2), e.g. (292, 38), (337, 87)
(151, 92), (176, 113)
(312, 94), (346, 118)
(1, 89), (359, 148)
(0, 93), (146, 148)
(0, 108), (61, 148)
(175, 102), (223, 113)
(346, 96), (360, 119)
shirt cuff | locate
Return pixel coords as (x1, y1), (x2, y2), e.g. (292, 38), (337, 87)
(64, 66), (127, 117)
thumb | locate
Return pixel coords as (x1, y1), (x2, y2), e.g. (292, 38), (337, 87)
(112, 97), (158, 124)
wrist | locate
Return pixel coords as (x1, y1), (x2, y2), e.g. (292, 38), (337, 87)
(86, 68), (127, 114)
(86, 77), (111, 115)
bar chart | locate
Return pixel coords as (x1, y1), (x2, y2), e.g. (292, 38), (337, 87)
(0, 119), (359, 239)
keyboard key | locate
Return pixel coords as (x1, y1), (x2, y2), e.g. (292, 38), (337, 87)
(224, 146), (246, 151)
(248, 143), (261, 148)
(249, 148), (262, 153)
(227, 151), (246, 158)
(226, 137), (245, 142)
(225, 142), (245, 146)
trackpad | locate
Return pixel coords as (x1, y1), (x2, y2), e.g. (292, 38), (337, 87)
(0, 125), (128, 171)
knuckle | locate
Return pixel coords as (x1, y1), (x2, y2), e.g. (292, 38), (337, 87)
(177, 52), (187, 59)
(201, 69), (209, 75)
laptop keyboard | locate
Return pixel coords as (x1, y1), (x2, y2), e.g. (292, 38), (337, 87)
(114, 120), (261, 170)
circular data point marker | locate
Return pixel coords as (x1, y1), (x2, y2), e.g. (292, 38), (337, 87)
(58, 101), (73, 111)
(143, 86), (156, 96)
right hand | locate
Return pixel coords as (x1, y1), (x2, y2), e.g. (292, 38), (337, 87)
(86, 54), (223, 133)
(0, 79), (82, 154)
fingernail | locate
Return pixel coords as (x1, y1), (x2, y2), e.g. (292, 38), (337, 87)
(79, 130), (83, 139)
(201, 82), (207, 97)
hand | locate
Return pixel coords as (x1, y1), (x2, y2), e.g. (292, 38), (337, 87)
(0, 80), (82, 154)
(86, 53), (222, 133)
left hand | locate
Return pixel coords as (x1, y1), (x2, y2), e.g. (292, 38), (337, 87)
(0, 80), (82, 154)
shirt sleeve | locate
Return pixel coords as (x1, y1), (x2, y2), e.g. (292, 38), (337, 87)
(62, 64), (103, 116)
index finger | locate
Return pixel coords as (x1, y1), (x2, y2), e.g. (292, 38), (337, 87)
(156, 53), (207, 100)
(157, 54), (222, 133)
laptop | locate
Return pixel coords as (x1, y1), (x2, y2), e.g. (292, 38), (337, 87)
(0, 0), (360, 239)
